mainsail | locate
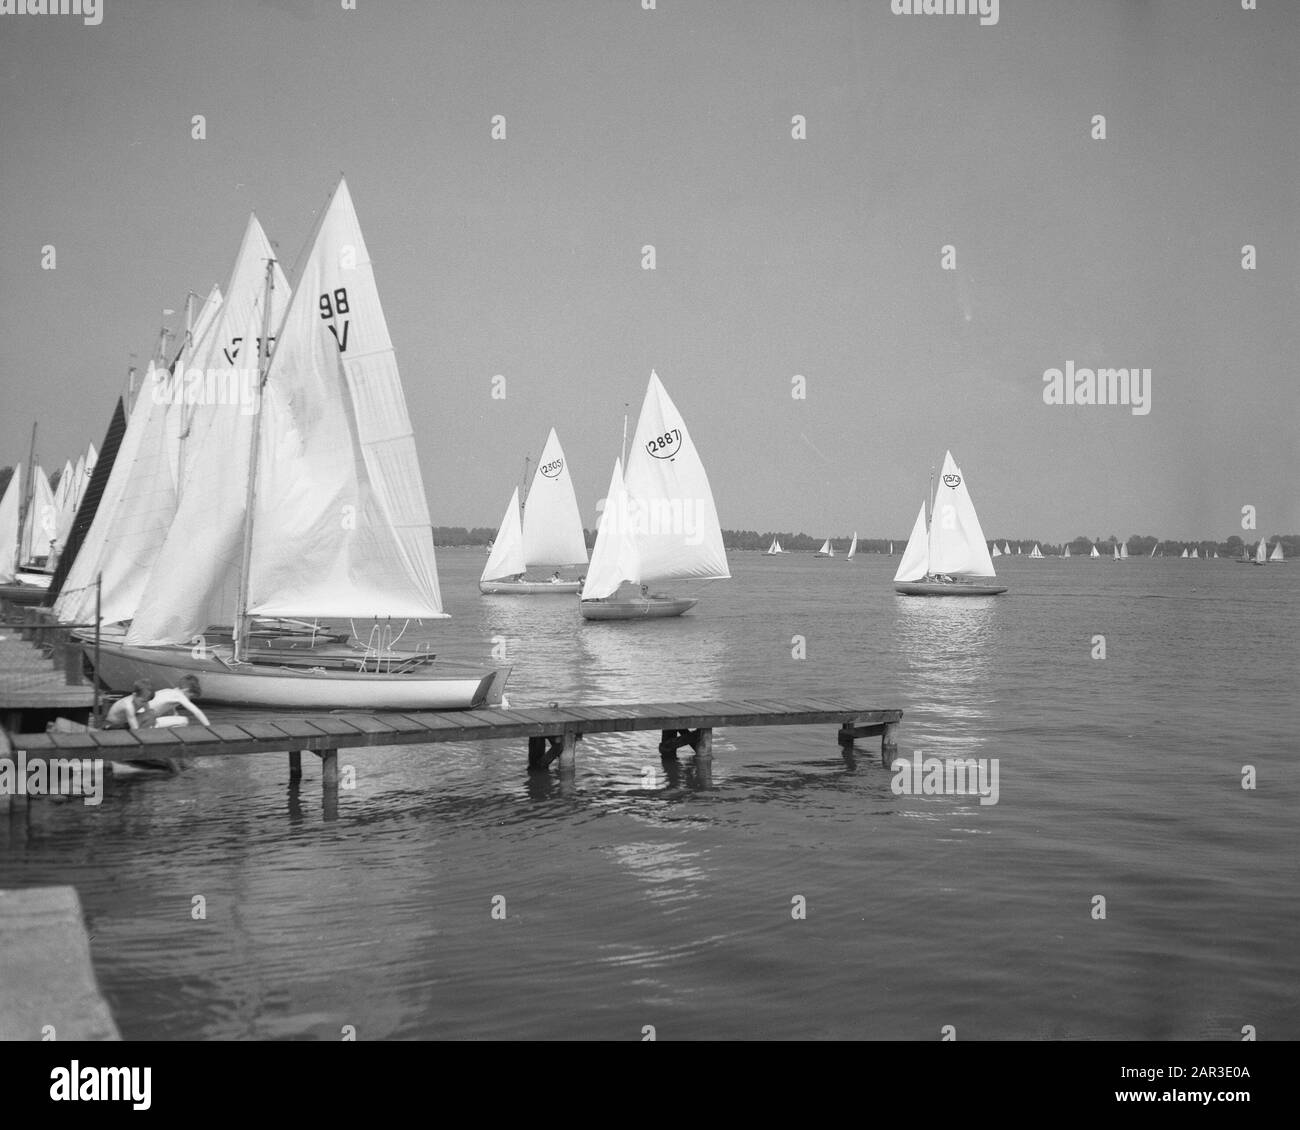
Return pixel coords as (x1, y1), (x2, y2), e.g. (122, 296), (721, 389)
(0, 464), (21, 582)
(245, 177), (444, 620)
(520, 428), (588, 568)
(1270, 542), (1284, 562)
(580, 372), (728, 599)
(927, 451), (996, 577)
(126, 215), (290, 645)
(847, 531), (857, 560)
(20, 465), (57, 565)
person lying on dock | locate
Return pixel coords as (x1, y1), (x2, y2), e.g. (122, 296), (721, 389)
(150, 674), (210, 727)
(102, 680), (156, 730)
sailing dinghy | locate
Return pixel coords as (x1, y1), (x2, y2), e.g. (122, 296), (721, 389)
(764, 538), (783, 555)
(815, 538), (835, 558)
(579, 372), (729, 620)
(1270, 542), (1284, 562)
(893, 451), (1006, 596)
(78, 182), (508, 709)
(480, 428), (588, 594)
(846, 532), (857, 560)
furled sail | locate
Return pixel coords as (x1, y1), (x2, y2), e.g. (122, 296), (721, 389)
(521, 428), (588, 567)
(246, 177), (445, 620)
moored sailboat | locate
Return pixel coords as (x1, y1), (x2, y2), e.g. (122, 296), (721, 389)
(893, 451), (1006, 596)
(480, 428), (588, 594)
(579, 371), (729, 620)
(78, 181), (508, 709)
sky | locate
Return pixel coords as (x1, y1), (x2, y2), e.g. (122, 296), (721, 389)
(0, 0), (1296, 543)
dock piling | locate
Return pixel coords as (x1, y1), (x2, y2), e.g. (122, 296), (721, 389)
(289, 750), (302, 780)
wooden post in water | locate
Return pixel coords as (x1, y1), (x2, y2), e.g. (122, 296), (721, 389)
(881, 721), (899, 768)
(558, 732), (580, 772)
(320, 749), (338, 787)
(289, 750), (302, 781)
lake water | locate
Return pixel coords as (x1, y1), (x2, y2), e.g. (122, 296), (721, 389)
(2, 549), (1297, 1040)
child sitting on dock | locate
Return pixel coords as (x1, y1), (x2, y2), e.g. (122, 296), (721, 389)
(150, 675), (210, 728)
(102, 680), (156, 730)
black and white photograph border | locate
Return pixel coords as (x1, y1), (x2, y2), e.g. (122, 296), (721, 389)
(0, 0), (1294, 1100)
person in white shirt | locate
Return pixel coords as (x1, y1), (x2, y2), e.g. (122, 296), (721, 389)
(149, 674), (210, 727)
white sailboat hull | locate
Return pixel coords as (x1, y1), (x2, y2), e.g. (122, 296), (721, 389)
(479, 579), (582, 595)
(82, 639), (508, 710)
(580, 596), (697, 620)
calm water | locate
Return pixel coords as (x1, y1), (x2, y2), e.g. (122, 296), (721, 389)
(3, 550), (1297, 1040)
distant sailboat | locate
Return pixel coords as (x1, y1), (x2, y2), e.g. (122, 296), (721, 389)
(481, 428), (588, 594)
(815, 538), (834, 558)
(893, 451), (1006, 596)
(1090, 544), (1100, 558)
(991, 542), (1002, 557)
(1190, 547), (1199, 559)
(888, 541), (893, 555)
(765, 537), (783, 555)
(1150, 544), (1158, 557)
(1269, 542), (1283, 562)
(1029, 544), (1043, 558)
(846, 532), (857, 560)
(1254, 538), (1268, 565)
(1120, 544), (1128, 559)
(1064, 546), (1071, 558)
(1112, 544), (1120, 561)
(1180, 548), (1188, 558)
(1002, 542), (1012, 555)
(579, 371), (729, 619)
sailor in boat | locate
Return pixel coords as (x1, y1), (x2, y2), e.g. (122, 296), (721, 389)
(550, 571), (562, 584)
(102, 680), (157, 731)
(150, 674), (210, 728)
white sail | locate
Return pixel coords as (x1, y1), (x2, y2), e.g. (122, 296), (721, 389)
(1151, 544), (1157, 557)
(0, 463), (21, 582)
(1064, 546), (1070, 557)
(171, 281), (226, 489)
(126, 216), (291, 645)
(893, 502), (928, 582)
(53, 459), (77, 547)
(1190, 547), (1199, 558)
(847, 531), (857, 560)
(1113, 545), (1119, 560)
(20, 465), (57, 565)
(1255, 538), (1268, 564)
(1002, 542), (1011, 555)
(1030, 544), (1043, 558)
(928, 451), (996, 577)
(817, 538), (833, 556)
(766, 538), (778, 554)
(1090, 544), (1100, 558)
(1180, 548), (1188, 558)
(245, 178), (445, 620)
(581, 458), (637, 599)
(615, 370), (729, 588)
(889, 541), (893, 555)
(481, 488), (526, 582)
(521, 428), (588, 567)
(991, 542), (1002, 557)
(775, 540), (782, 553)
(1270, 542), (1284, 561)
(1120, 544), (1129, 559)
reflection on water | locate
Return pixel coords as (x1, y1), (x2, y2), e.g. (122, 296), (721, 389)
(893, 596), (997, 756)
(577, 617), (726, 702)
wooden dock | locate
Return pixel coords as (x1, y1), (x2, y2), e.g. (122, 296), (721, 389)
(7, 699), (902, 785)
(0, 607), (95, 730)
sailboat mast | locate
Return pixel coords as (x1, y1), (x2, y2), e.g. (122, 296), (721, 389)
(232, 258), (276, 663)
(520, 454), (531, 510)
(620, 404), (629, 468)
(18, 421), (36, 541)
